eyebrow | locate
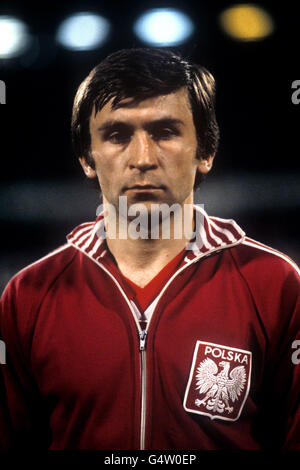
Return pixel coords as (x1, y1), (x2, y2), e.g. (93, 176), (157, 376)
(97, 117), (185, 132)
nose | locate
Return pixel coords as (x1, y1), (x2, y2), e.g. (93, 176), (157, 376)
(128, 131), (158, 172)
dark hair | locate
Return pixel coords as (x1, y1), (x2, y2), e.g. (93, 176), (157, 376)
(71, 48), (219, 187)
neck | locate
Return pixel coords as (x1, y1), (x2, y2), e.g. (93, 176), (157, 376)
(103, 193), (194, 286)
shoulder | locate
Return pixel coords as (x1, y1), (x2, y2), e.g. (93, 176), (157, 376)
(1, 243), (78, 304)
(206, 210), (299, 282)
(0, 243), (81, 347)
(230, 237), (299, 279)
(228, 237), (300, 321)
(1, 217), (101, 319)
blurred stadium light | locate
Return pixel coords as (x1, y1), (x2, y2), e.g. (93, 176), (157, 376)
(56, 12), (110, 50)
(218, 4), (275, 41)
(0, 15), (31, 58)
(133, 8), (194, 46)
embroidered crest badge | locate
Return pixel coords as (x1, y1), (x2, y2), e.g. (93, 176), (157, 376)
(183, 341), (252, 421)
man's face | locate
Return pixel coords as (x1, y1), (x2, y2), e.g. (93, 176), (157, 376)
(80, 87), (213, 211)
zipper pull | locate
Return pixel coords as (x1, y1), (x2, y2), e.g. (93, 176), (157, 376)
(139, 330), (147, 351)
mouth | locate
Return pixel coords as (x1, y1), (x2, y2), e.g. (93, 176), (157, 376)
(124, 184), (166, 192)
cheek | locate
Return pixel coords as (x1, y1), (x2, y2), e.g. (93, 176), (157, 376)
(91, 149), (114, 174)
(166, 144), (198, 175)
(89, 151), (110, 188)
(91, 150), (124, 199)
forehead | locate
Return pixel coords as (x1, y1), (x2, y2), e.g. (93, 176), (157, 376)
(90, 87), (193, 126)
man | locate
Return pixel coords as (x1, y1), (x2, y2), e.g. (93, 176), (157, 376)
(0, 48), (299, 450)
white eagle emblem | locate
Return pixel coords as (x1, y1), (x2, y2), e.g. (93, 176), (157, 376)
(195, 358), (246, 414)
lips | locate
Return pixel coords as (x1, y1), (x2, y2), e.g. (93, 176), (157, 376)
(125, 184), (166, 191)
(130, 185), (162, 189)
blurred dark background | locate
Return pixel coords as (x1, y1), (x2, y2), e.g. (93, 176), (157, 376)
(0, 0), (299, 293)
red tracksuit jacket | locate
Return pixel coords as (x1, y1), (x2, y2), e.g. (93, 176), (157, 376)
(0, 206), (299, 449)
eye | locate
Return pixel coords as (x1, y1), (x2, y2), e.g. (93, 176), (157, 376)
(151, 126), (180, 141)
(102, 124), (132, 144)
(106, 130), (131, 144)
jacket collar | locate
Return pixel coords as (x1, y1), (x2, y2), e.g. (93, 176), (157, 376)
(67, 205), (245, 265)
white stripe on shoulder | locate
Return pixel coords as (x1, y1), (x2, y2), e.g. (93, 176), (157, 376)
(210, 216), (245, 242)
(80, 219), (103, 252)
(69, 223), (94, 243)
(209, 218), (236, 243)
(243, 238), (300, 275)
(12, 243), (72, 277)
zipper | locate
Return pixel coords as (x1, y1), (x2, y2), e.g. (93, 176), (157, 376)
(117, 296), (150, 449)
(139, 329), (148, 450)
(139, 329), (147, 351)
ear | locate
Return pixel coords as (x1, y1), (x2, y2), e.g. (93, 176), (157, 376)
(197, 154), (214, 175)
(79, 157), (97, 179)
